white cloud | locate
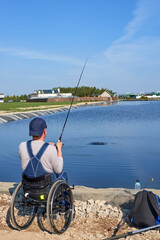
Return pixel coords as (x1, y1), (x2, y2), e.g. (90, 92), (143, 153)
(88, 0), (160, 92)
(117, 0), (160, 43)
(0, 47), (83, 66)
(1, 0), (160, 94)
(105, 37), (160, 66)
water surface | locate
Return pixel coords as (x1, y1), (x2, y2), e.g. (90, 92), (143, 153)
(0, 101), (160, 189)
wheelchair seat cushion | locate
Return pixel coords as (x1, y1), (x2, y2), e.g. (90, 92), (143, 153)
(22, 173), (52, 201)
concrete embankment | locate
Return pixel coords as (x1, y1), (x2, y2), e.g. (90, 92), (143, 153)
(0, 101), (115, 124)
(1, 181), (160, 207)
(0, 182), (135, 205)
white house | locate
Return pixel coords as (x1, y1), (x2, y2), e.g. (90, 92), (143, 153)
(99, 91), (112, 100)
(136, 92), (160, 99)
(147, 93), (160, 99)
(29, 88), (72, 99)
(0, 93), (4, 103)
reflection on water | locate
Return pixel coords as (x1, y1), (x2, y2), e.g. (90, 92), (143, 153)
(0, 101), (160, 189)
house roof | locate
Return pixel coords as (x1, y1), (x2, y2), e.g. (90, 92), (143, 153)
(100, 91), (111, 97)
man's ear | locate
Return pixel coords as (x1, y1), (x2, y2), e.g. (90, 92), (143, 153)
(43, 128), (47, 137)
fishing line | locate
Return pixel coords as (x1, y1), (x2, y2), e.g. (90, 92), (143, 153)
(59, 57), (89, 141)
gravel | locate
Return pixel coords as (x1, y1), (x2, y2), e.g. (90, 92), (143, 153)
(1, 193), (160, 239)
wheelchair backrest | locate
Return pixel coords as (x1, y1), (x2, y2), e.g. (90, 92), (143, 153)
(22, 173), (52, 202)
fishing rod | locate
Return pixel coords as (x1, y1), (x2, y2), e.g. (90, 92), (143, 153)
(103, 223), (160, 240)
(59, 58), (89, 142)
(110, 212), (129, 237)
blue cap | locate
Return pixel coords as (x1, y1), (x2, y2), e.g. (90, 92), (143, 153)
(29, 117), (47, 136)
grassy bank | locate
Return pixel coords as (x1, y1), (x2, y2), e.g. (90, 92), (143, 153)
(0, 101), (79, 113)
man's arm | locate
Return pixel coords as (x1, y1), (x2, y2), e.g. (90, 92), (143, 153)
(48, 140), (63, 174)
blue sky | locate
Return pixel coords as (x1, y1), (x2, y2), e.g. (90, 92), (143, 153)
(0, 0), (160, 95)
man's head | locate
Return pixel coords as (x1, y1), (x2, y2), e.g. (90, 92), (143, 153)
(29, 117), (47, 137)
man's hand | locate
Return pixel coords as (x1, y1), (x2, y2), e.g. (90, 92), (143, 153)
(56, 140), (63, 158)
(56, 140), (63, 150)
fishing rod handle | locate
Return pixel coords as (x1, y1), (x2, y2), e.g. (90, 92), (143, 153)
(50, 141), (63, 148)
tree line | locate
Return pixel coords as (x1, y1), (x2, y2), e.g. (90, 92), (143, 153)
(58, 86), (113, 97)
(4, 86), (113, 102)
(4, 94), (28, 102)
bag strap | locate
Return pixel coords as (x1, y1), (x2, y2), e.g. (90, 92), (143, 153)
(147, 191), (160, 216)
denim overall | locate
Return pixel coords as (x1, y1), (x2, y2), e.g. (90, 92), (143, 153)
(23, 140), (67, 182)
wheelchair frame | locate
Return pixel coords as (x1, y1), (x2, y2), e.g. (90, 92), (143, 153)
(10, 178), (74, 233)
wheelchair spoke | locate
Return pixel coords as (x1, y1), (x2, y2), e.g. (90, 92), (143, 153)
(10, 182), (37, 230)
(47, 180), (74, 233)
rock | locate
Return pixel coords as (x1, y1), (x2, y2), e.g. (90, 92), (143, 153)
(1, 193), (159, 240)
(87, 199), (94, 205)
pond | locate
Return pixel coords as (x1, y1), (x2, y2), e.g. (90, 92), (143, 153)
(0, 101), (160, 189)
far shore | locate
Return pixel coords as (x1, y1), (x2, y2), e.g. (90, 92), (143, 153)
(0, 100), (115, 116)
(1, 99), (160, 116)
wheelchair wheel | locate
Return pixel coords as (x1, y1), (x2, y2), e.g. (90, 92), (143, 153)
(10, 182), (37, 230)
(47, 180), (74, 233)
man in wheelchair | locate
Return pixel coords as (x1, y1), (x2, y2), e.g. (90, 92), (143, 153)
(19, 117), (68, 200)
(10, 117), (74, 233)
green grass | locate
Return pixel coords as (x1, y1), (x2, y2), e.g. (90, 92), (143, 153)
(0, 101), (78, 112)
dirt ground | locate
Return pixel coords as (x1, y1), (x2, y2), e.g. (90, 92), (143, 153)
(1, 187), (160, 240)
(0, 193), (117, 240)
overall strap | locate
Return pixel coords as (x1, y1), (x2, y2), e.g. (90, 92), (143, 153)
(24, 141), (49, 178)
(36, 142), (49, 160)
(26, 140), (34, 158)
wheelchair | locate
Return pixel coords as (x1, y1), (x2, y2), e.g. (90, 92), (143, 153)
(10, 173), (74, 233)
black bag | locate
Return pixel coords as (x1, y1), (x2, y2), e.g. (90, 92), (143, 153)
(128, 190), (160, 228)
(22, 173), (52, 201)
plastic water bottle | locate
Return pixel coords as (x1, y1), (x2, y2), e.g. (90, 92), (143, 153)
(135, 180), (141, 194)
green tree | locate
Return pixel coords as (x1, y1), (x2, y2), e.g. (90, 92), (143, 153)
(58, 86), (113, 97)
